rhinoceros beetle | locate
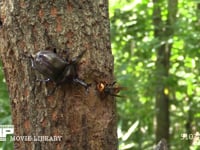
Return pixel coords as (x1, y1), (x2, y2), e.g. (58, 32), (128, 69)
(31, 49), (90, 91)
(96, 81), (126, 98)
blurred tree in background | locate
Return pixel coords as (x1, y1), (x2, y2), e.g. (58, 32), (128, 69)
(1, 0), (200, 149)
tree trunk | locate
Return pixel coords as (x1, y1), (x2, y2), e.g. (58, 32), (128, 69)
(0, 0), (117, 149)
(153, 0), (177, 146)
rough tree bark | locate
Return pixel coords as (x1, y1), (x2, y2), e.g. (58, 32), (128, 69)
(0, 0), (117, 150)
(153, 0), (177, 146)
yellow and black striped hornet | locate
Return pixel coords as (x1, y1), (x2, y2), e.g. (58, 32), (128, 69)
(96, 81), (126, 98)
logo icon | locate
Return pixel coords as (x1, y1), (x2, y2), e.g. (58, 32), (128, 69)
(0, 125), (14, 141)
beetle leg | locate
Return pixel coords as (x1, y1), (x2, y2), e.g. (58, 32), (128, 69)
(73, 78), (90, 91)
(29, 56), (36, 69)
(110, 94), (124, 98)
(47, 85), (58, 96)
(36, 78), (50, 82)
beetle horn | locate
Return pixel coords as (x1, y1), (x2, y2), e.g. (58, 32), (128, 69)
(71, 50), (87, 64)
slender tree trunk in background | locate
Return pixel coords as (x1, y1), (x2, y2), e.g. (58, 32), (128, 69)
(185, 96), (193, 145)
(0, 0), (117, 149)
(153, 0), (177, 146)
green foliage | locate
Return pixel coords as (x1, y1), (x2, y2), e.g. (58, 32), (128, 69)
(110, 0), (156, 149)
(0, 61), (12, 149)
(109, 0), (200, 149)
(0, 61), (11, 122)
